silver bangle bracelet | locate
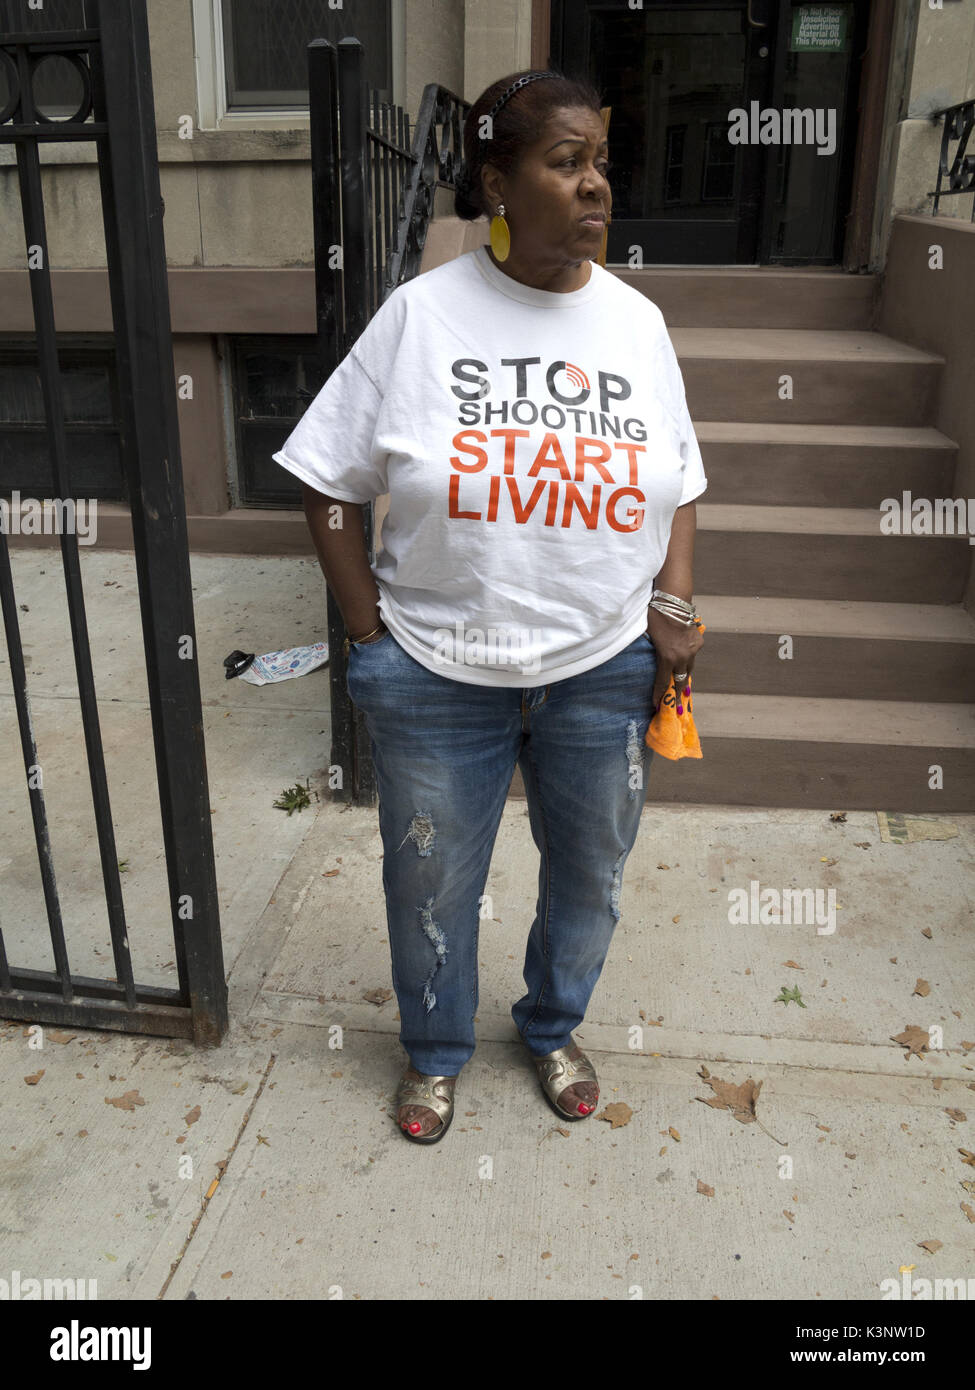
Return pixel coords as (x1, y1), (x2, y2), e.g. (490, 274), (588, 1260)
(652, 588), (695, 614)
(649, 599), (697, 627)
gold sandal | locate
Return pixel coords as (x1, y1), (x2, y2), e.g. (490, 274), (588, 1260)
(532, 1040), (599, 1122)
(394, 1069), (457, 1145)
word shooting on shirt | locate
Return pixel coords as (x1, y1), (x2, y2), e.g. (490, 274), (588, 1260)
(448, 357), (655, 532)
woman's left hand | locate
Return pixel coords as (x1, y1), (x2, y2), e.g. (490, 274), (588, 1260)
(646, 607), (704, 714)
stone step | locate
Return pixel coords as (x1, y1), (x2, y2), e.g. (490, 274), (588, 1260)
(688, 596), (975, 702)
(694, 504), (971, 603)
(509, 695), (975, 811)
(671, 328), (943, 426)
(694, 421), (958, 508)
(424, 220), (881, 329)
(613, 265), (880, 329)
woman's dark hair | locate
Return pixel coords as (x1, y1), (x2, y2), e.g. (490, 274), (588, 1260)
(453, 69), (605, 221)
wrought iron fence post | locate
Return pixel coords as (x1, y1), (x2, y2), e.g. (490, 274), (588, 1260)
(309, 37), (358, 806)
(306, 41), (469, 806)
(89, 0), (227, 1043)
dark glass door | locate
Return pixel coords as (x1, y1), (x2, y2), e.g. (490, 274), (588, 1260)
(551, 0), (869, 265)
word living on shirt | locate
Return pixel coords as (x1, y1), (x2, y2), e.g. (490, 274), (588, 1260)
(449, 358), (654, 532)
(50, 1320), (151, 1370)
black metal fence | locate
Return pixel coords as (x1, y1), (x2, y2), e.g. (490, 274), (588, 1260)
(307, 37), (469, 805)
(929, 98), (975, 220)
(0, 0), (227, 1042)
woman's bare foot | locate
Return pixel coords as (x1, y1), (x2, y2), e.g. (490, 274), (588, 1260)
(396, 1069), (456, 1138)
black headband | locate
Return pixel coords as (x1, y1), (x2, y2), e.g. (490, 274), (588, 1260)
(486, 72), (554, 123)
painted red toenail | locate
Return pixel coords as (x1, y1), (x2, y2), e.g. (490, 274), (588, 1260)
(409, 1121), (422, 1134)
(578, 1102), (590, 1113)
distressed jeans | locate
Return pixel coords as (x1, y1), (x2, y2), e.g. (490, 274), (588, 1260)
(345, 628), (657, 1076)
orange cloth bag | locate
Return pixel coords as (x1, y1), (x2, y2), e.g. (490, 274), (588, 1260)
(644, 618), (705, 760)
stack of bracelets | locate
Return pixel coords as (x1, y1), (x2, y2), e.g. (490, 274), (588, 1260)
(648, 588), (698, 627)
(648, 589), (698, 686)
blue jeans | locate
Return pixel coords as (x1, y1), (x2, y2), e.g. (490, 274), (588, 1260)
(345, 629), (657, 1076)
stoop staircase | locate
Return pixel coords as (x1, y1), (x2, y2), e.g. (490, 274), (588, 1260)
(618, 266), (975, 812)
(419, 226), (975, 811)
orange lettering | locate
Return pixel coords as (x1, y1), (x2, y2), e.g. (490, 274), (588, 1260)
(573, 436), (613, 483)
(505, 476), (548, 523)
(448, 473), (481, 519)
(488, 428), (531, 475)
(606, 486), (645, 532)
(612, 440), (646, 486)
(527, 431), (572, 479)
(450, 430), (488, 472)
(560, 483), (601, 529)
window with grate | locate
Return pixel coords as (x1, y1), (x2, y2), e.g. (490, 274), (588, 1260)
(0, 339), (126, 502)
(230, 336), (327, 506)
(221, 0), (391, 109)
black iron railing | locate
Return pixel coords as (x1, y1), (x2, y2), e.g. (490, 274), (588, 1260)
(307, 37), (469, 805)
(0, 0), (227, 1041)
(928, 98), (975, 220)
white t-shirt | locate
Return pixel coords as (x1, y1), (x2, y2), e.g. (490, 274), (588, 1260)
(273, 244), (707, 687)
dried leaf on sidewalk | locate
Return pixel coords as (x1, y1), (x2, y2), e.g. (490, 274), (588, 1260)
(24, 1070), (44, 1085)
(959, 1149), (975, 1168)
(184, 1105), (201, 1127)
(668, 1126), (681, 1142)
(597, 1101), (633, 1129)
(48, 1031), (77, 1044)
(104, 1089), (145, 1111)
(699, 1075), (762, 1124)
(783, 961), (803, 970)
(697, 1179), (714, 1197)
(891, 1026), (930, 1060)
(961, 1203), (975, 1223)
(921, 927), (933, 939)
(362, 988), (393, 1005)
(917, 1238), (942, 1255)
(945, 1109), (967, 1123)
(913, 979), (930, 998)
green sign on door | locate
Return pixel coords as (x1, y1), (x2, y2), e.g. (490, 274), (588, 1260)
(790, 4), (852, 52)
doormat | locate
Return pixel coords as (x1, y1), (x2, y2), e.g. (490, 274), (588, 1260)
(876, 812), (960, 844)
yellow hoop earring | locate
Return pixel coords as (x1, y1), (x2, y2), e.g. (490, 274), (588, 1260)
(489, 203), (510, 262)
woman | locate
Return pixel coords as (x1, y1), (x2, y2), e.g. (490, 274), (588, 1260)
(273, 68), (706, 1144)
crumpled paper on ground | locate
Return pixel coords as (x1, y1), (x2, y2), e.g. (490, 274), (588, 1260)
(236, 642), (329, 686)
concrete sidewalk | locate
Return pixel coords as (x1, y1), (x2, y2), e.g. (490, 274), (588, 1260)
(1, 551), (974, 1300)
